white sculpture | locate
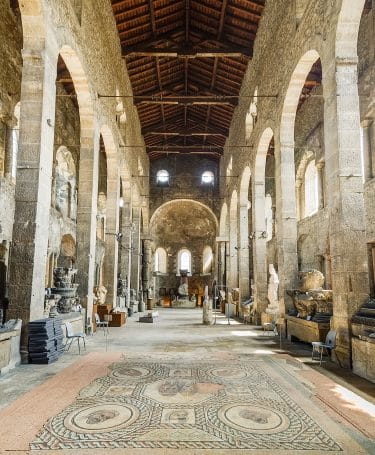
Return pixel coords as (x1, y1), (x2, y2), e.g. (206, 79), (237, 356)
(266, 263), (279, 315)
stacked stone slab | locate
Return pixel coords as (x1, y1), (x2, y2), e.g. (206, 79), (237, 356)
(28, 318), (64, 364)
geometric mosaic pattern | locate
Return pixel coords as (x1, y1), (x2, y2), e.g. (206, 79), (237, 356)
(32, 356), (342, 451)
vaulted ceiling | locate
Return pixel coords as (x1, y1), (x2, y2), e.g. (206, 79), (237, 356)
(111, 0), (265, 160)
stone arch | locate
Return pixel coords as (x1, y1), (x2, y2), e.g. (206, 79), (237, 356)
(59, 45), (94, 130)
(19, 1), (46, 51)
(229, 190), (238, 288)
(276, 50), (321, 315)
(280, 50), (321, 145)
(150, 199), (218, 230)
(253, 127), (274, 316)
(336, 0), (367, 60)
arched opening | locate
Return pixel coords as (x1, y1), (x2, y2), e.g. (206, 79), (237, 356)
(278, 50), (322, 315)
(154, 247), (167, 274)
(253, 127), (274, 316)
(178, 249), (192, 274)
(150, 200), (217, 305)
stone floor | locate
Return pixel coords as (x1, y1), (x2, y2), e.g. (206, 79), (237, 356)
(0, 308), (374, 454)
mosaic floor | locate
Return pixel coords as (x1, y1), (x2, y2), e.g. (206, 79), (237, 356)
(32, 355), (349, 452)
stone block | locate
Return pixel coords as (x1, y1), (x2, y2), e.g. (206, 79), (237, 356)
(0, 338), (11, 369)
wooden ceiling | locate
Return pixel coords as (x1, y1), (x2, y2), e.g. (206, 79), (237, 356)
(111, 0), (265, 160)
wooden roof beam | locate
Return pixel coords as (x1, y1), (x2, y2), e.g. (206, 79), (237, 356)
(123, 46), (251, 57)
(133, 95), (237, 106)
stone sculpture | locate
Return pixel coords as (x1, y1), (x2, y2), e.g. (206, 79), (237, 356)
(94, 285), (108, 305)
(178, 282), (189, 297)
(52, 267), (79, 313)
(287, 269), (332, 321)
(266, 264), (279, 315)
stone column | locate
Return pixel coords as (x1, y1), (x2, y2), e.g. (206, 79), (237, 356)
(316, 161), (325, 209)
(75, 119), (99, 328)
(119, 199), (132, 303)
(130, 208), (141, 293)
(238, 204), (250, 299)
(275, 139), (299, 316)
(7, 47), (57, 358)
(362, 120), (373, 180)
(295, 178), (303, 220)
(103, 168), (120, 306)
(323, 58), (369, 366)
(142, 238), (152, 301)
(252, 179), (268, 316)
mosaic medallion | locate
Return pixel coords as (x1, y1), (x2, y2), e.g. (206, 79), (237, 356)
(63, 403), (139, 434)
(218, 404), (289, 434)
(109, 365), (152, 380)
(144, 378), (223, 405)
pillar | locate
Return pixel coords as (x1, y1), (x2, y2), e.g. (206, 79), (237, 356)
(238, 204), (250, 298)
(130, 208), (141, 293)
(75, 118), (99, 328)
(295, 178), (303, 220)
(102, 167), (120, 306)
(7, 47), (57, 358)
(142, 238), (152, 301)
(317, 161), (325, 209)
(323, 58), (369, 366)
(275, 139), (299, 316)
(252, 179), (268, 317)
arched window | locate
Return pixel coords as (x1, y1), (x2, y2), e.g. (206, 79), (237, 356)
(304, 160), (318, 217)
(154, 247), (167, 273)
(156, 169), (169, 185)
(177, 249), (191, 274)
(202, 246), (213, 273)
(202, 170), (214, 185)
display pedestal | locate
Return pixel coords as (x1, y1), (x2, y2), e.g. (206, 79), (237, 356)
(109, 312), (126, 327)
(285, 315), (330, 343)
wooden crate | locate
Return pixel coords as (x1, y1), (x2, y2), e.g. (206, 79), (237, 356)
(109, 312), (126, 327)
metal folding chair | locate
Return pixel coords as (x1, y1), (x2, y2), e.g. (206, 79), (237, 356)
(95, 313), (109, 335)
(311, 330), (336, 365)
(64, 321), (86, 354)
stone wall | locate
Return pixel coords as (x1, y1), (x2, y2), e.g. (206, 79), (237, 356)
(149, 156), (220, 219)
(150, 200), (217, 295)
(0, 0), (22, 177)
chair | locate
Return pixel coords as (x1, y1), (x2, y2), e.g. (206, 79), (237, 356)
(64, 321), (86, 354)
(95, 313), (109, 334)
(311, 330), (336, 365)
(263, 320), (278, 336)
